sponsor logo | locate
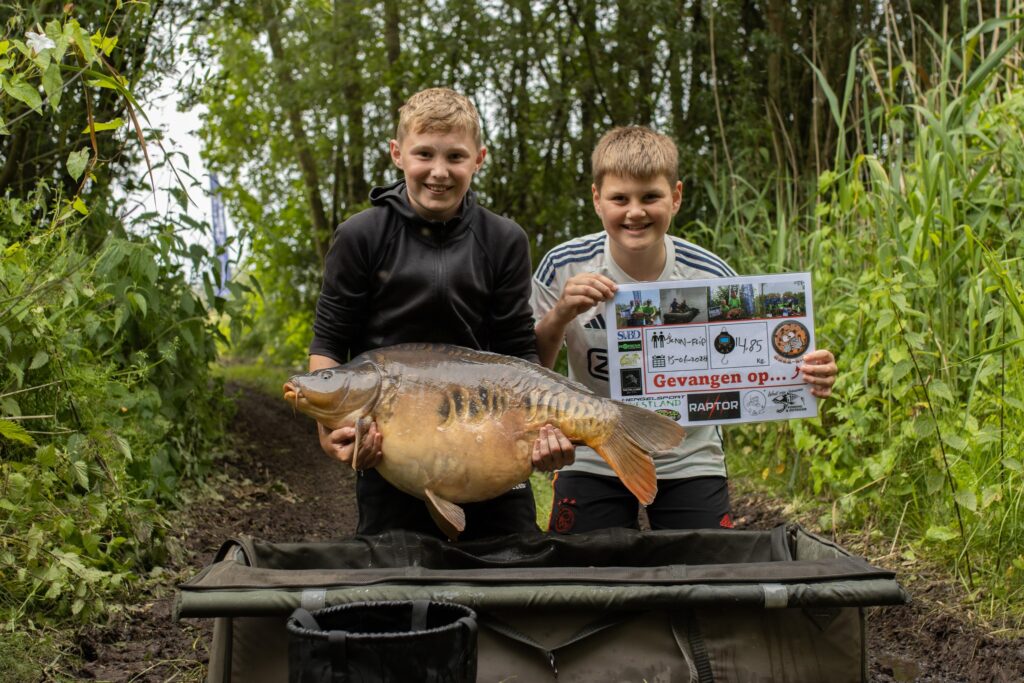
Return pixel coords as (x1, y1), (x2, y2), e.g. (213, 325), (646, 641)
(770, 390), (806, 413)
(771, 321), (809, 359)
(619, 352), (641, 368)
(587, 349), (608, 380)
(686, 391), (742, 421)
(620, 368), (643, 396)
(655, 408), (681, 421)
(743, 390), (767, 416)
(616, 329), (642, 341)
(618, 340), (642, 352)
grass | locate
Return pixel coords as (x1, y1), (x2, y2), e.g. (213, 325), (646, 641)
(531, 471), (555, 530)
(214, 360), (304, 398)
(0, 626), (65, 683)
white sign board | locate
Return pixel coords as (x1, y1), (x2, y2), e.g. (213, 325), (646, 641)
(606, 273), (818, 426)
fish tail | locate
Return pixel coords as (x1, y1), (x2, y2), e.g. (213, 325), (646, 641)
(593, 404), (685, 505)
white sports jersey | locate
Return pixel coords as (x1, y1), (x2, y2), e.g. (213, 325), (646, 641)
(531, 232), (736, 479)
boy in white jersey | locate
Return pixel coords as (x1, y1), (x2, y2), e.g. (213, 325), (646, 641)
(531, 126), (837, 532)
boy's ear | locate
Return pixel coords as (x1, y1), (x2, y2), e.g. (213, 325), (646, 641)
(474, 146), (487, 171)
(672, 180), (683, 212)
(389, 139), (403, 169)
(591, 183), (602, 215)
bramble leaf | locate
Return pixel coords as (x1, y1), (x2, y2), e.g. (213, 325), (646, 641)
(0, 418), (35, 446)
(953, 489), (977, 512)
(66, 149), (89, 181)
(28, 350), (49, 370)
(2, 74), (43, 113)
(924, 526), (959, 542)
(42, 62), (62, 109)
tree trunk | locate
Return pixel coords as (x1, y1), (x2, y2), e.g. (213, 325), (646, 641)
(384, 0), (403, 123)
(261, 0), (330, 262)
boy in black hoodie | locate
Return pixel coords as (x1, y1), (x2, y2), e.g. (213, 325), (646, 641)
(309, 87), (573, 539)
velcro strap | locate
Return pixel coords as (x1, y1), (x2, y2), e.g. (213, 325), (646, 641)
(328, 631), (348, 683)
(301, 588), (327, 611)
(762, 583), (789, 608)
(411, 600), (429, 631)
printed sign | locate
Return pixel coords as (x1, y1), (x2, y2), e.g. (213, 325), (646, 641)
(606, 273), (818, 426)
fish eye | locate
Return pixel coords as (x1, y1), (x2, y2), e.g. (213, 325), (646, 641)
(319, 370), (333, 380)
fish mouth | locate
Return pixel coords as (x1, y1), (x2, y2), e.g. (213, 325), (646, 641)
(282, 382), (302, 407)
(282, 381), (337, 422)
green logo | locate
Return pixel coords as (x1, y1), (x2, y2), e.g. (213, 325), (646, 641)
(618, 341), (642, 352)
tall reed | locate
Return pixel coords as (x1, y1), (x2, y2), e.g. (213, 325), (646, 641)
(696, 11), (1024, 616)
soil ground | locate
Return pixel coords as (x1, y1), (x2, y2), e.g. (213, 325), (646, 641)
(69, 382), (1024, 682)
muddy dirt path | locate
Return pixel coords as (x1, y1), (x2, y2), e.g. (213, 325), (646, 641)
(74, 383), (1024, 682)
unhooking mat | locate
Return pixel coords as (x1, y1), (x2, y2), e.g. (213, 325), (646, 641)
(176, 524), (909, 682)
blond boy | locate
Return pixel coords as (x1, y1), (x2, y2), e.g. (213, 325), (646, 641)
(309, 88), (573, 539)
(532, 126), (836, 533)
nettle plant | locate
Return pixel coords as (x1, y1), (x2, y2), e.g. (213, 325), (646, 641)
(1, 6), (245, 621)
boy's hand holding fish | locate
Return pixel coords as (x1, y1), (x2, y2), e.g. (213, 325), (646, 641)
(318, 420), (383, 470)
(532, 424), (576, 472)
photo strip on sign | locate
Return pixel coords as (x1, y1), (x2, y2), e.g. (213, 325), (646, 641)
(606, 273), (818, 427)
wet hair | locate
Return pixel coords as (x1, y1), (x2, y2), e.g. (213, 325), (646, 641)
(591, 126), (679, 189)
(396, 87), (482, 148)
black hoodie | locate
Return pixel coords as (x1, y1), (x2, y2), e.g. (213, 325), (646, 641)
(310, 179), (539, 363)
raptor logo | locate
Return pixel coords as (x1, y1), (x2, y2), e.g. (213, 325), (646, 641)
(587, 349), (608, 380)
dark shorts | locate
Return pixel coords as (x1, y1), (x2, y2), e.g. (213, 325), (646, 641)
(356, 468), (539, 540)
(547, 472), (733, 533)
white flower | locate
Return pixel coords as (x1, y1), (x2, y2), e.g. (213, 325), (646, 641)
(26, 31), (56, 54)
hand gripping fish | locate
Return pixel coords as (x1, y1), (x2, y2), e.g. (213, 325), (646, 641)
(283, 343), (685, 539)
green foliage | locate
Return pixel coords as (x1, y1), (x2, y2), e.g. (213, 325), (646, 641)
(724, 16), (1024, 611)
(0, 2), (246, 631)
(0, 185), (235, 622)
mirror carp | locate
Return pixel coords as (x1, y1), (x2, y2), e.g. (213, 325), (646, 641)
(283, 343), (684, 539)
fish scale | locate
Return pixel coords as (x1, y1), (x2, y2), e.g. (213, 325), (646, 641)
(522, 389), (614, 441)
(283, 343), (685, 539)
(437, 383), (510, 426)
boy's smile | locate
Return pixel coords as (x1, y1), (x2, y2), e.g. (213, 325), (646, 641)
(593, 173), (682, 278)
(390, 129), (486, 222)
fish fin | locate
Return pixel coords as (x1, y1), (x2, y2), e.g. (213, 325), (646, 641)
(618, 402), (686, 455)
(351, 417), (364, 470)
(593, 404), (685, 505)
(593, 432), (659, 505)
(424, 488), (466, 541)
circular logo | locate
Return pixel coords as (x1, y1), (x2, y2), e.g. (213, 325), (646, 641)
(714, 328), (735, 354)
(743, 390), (766, 416)
(553, 506), (575, 533)
(772, 321), (809, 358)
